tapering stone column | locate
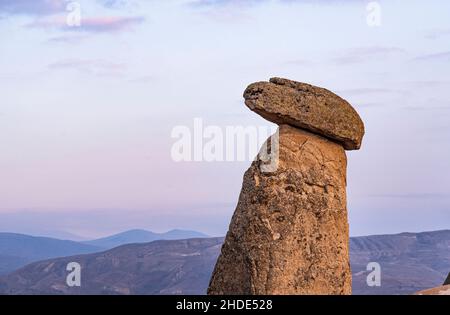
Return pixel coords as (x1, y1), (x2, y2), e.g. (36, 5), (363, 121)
(208, 78), (365, 295)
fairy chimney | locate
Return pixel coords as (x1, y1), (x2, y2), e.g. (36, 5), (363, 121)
(208, 78), (365, 295)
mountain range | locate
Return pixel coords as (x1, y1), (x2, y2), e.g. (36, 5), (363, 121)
(0, 237), (223, 295)
(83, 229), (208, 249)
(350, 230), (450, 294)
(0, 229), (208, 275)
(0, 229), (449, 294)
(0, 233), (101, 275)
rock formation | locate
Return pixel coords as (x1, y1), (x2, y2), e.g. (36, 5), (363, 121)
(244, 77), (364, 150)
(415, 271), (450, 295)
(444, 272), (450, 286)
(208, 78), (365, 295)
(415, 284), (450, 295)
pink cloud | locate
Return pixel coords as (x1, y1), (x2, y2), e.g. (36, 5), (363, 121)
(75, 16), (145, 32)
(27, 15), (145, 33)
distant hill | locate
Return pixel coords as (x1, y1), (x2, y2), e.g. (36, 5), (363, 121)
(0, 237), (223, 295)
(0, 229), (209, 276)
(351, 230), (450, 294)
(83, 229), (209, 249)
(0, 255), (29, 276)
(0, 230), (449, 295)
(0, 233), (102, 275)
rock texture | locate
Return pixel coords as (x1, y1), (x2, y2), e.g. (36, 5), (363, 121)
(444, 272), (450, 286)
(416, 269), (450, 295)
(244, 77), (365, 150)
(208, 125), (351, 294)
(415, 284), (450, 295)
(209, 78), (365, 295)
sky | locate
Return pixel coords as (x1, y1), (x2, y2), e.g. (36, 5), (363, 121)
(0, 0), (449, 239)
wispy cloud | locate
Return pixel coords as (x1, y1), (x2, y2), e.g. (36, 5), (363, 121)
(76, 16), (145, 32)
(189, 0), (367, 8)
(0, 0), (137, 16)
(27, 15), (145, 33)
(0, 0), (67, 16)
(188, 0), (266, 9)
(414, 51), (450, 62)
(47, 34), (87, 43)
(332, 46), (405, 65)
(48, 58), (126, 76)
(187, 0), (368, 23)
(187, 0), (263, 22)
(98, 0), (138, 9)
(2, 0), (144, 34)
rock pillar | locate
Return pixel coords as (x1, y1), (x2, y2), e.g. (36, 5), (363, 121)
(208, 78), (365, 295)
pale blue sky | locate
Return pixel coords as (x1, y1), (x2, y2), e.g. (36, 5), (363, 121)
(0, 0), (449, 238)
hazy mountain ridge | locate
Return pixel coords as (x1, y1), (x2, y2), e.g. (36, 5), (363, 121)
(0, 255), (29, 276)
(0, 233), (102, 275)
(0, 238), (223, 295)
(0, 229), (208, 275)
(83, 229), (209, 249)
(0, 230), (448, 295)
(350, 230), (450, 294)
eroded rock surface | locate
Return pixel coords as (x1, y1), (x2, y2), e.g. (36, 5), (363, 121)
(444, 272), (450, 286)
(244, 77), (364, 150)
(208, 125), (352, 294)
(415, 284), (450, 295)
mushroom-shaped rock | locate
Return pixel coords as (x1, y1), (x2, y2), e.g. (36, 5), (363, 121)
(244, 77), (365, 150)
(208, 78), (365, 295)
